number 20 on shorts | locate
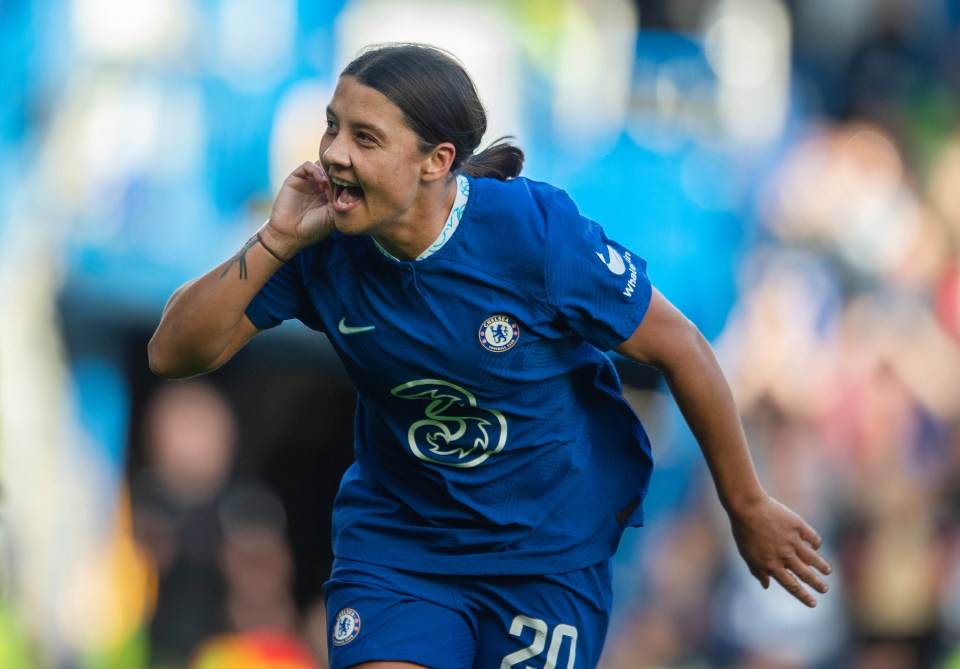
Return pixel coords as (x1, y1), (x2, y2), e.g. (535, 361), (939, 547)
(500, 615), (579, 669)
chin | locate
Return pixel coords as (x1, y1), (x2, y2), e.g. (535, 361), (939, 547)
(332, 213), (368, 236)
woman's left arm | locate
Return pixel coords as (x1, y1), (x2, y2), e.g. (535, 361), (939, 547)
(615, 288), (832, 607)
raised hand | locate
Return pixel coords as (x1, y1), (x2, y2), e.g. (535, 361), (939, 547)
(729, 494), (832, 607)
(262, 160), (335, 258)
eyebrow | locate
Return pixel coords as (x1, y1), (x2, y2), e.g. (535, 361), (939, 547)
(326, 106), (386, 137)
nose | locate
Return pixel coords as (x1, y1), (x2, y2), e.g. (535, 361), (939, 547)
(320, 133), (350, 171)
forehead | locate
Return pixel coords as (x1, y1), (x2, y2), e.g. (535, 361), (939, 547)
(327, 76), (407, 129)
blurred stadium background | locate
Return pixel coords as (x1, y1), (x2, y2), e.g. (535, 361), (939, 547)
(2, 0), (960, 667)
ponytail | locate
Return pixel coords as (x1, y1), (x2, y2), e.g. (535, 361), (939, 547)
(460, 137), (524, 181)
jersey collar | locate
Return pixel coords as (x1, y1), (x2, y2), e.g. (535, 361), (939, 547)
(374, 174), (470, 262)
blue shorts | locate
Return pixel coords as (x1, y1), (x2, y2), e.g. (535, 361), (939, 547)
(324, 557), (614, 669)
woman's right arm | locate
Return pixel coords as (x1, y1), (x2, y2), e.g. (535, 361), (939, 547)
(147, 161), (333, 379)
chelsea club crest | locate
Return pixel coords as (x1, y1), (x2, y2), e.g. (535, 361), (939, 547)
(479, 315), (520, 352)
(332, 607), (361, 646)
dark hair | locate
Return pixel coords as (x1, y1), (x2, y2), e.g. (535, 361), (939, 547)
(341, 43), (524, 181)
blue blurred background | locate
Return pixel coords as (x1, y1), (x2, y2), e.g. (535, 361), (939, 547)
(2, 0), (960, 667)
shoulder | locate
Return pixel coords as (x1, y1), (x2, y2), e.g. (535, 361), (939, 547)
(468, 176), (576, 213)
(465, 176), (583, 240)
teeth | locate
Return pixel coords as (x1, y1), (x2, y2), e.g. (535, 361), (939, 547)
(331, 177), (357, 188)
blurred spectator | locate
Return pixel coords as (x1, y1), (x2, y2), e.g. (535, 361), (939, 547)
(218, 484), (299, 636)
(130, 380), (323, 667)
(130, 380), (238, 667)
(829, 357), (952, 669)
(188, 484), (321, 669)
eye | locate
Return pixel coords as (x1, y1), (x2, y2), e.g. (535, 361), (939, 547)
(356, 131), (375, 144)
(325, 119), (338, 134)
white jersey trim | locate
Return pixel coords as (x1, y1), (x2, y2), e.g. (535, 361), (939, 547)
(374, 174), (470, 262)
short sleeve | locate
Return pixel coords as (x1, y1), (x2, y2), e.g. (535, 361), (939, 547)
(245, 251), (321, 331)
(542, 188), (652, 350)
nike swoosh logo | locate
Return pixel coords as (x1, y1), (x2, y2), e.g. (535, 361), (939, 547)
(338, 318), (376, 335)
(597, 244), (626, 275)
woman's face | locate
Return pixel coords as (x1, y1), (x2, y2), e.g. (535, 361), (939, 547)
(319, 75), (433, 240)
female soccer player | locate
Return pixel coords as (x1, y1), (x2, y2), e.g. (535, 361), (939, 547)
(148, 43), (831, 669)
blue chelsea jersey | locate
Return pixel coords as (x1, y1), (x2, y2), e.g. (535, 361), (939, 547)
(246, 176), (654, 575)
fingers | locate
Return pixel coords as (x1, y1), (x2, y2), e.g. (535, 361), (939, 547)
(754, 561), (823, 608)
(797, 542), (833, 577)
(765, 546), (831, 608)
(790, 555), (829, 592)
(310, 161), (332, 202)
(303, 160), (327, 181)
(286, 161), (331, 206)
(750, 568), (770, 590)
(797, 521), (823, 550)
(772, 567), (818, 608)
(749, 529), (833, 607)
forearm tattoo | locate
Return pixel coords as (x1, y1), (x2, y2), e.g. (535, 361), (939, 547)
(219, 235), (258, 280)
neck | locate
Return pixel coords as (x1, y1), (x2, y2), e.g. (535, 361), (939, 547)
(374, 177), (458, 261)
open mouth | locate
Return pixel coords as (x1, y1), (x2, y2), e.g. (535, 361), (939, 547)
(330, 176), (364, 211)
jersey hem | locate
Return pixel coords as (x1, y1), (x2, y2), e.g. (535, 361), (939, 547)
(331, 533), (639, 577)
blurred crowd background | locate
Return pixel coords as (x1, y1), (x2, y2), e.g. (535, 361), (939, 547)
(1, 0), (959, 667)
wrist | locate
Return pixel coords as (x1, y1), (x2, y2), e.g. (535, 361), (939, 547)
(720, 484), (768, 518)
(258, 221), (301, 261)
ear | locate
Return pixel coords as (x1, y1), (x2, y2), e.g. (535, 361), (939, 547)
(421, 142), (456, 182)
